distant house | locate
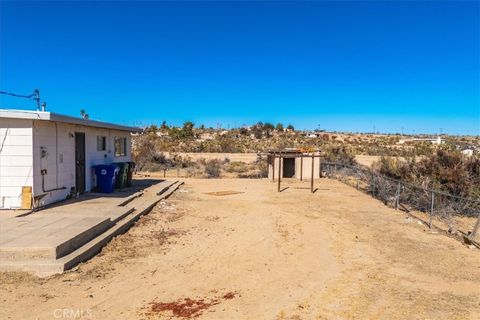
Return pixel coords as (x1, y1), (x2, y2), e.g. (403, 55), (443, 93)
(304, 131), (321, 138)
(155, 130), (169, 137)
(0, 109), (142, 209)
(219, 130), (229, 136)
(398, 136), (445, 145)
(461, 148), (474, 157)
(198, 132), (214, 140)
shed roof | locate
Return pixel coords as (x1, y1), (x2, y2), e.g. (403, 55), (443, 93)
(266, 147), (321, 154)
(0, 109), (142, 132)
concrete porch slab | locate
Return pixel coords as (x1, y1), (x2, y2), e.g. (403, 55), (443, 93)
(0, 178), (183, 276)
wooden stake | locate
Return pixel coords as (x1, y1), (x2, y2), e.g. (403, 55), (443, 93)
(300, 155), (303, 181)
(277, 156), (282, 192)
(311, 156), (314, 193)
(395, 182), (401, 210)
(469, 212), (480, 240)
(429, 191), (435, 229)
(272, 154), (275, 182)
(319, 157), (321, 178)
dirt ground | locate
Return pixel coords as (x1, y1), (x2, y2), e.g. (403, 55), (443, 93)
(1, 178), (479, 320)
(166, 152), (259, 163)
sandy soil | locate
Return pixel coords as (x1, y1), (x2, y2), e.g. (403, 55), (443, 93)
(167, 152), (259, 163)
(1, 178), (479, 319)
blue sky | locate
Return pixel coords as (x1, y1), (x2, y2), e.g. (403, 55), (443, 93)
(1, 1), (479, 135)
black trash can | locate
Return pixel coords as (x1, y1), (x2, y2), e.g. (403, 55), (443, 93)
(114, 162), (128, 189)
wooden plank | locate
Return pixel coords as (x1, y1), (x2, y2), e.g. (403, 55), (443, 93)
(21, 186), (32, 209)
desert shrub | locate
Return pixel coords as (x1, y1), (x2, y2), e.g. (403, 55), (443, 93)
(323, 145), (356, 165)
(196, 157), (207, 165)
(219, 137), (240, 152)
(374, 150), (480, 199)
(204, 159), (221, 178)
(255, 160), (269, 177)
(132, 134), (158, 170)
(185, 166), (203, 178)
(225, 161), (248, 173)
(373, 156), (406, 179)
(238, 160), (268, 178)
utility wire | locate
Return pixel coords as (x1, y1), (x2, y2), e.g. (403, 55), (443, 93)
(0, 89), (41, 109)
(0, 90), (36, 99)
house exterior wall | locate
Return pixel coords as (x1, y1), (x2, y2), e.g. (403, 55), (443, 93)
(0, 118), (34, 209)
(32, 121), (132, 208)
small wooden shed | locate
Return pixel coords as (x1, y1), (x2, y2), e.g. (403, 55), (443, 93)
(266, 148), (322, 181)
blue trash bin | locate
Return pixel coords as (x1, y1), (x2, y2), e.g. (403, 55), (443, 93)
(93, 164), (118, 193)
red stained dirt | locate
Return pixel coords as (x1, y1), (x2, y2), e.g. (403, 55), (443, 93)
(147, 292), (237, 318)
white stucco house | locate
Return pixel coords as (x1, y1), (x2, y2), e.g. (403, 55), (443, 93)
(0, 109), (142, 209)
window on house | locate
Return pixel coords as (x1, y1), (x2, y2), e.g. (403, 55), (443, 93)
(114, 137), (127, 157)
(97, 136), (106, 151)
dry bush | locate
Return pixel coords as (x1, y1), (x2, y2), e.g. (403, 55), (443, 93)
(225, 161), (248, 173)
(238, 160), (268, 178)
(374, 150), (480, 199)
(204, 159), (221, 178)
(323, 145), (356, 165)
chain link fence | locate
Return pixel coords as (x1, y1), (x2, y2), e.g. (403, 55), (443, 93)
(320, 162), (480, 244)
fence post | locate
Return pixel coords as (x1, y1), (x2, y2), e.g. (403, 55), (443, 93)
(177, 168), (179, 178)
(163, 168), (166, 178)
(429, 190), (435, 229)
(371, 173), (375, 196)
(395, 181), (401, 210)
(469, 212), (480, 241)
(356, 179), (359, 190)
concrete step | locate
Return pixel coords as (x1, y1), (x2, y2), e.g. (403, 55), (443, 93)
(106, 207), (136, 224)
(118, 191), (144, 207)
(0, 217), (112, 260)
(0, 180), (183, 276)
(0, 260), (65, 275)
(52, 218), (113, 259)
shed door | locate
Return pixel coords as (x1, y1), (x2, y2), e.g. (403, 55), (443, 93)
(75, 132), (86, 193)
(282, 158), (295, 178)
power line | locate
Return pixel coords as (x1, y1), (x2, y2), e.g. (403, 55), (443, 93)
(0, 89), (41, 109)
(0, 90), (35, 98)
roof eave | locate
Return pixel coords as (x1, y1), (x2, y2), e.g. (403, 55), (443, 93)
(49, 112), (143, 133)
(0, 109), (143, 133)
